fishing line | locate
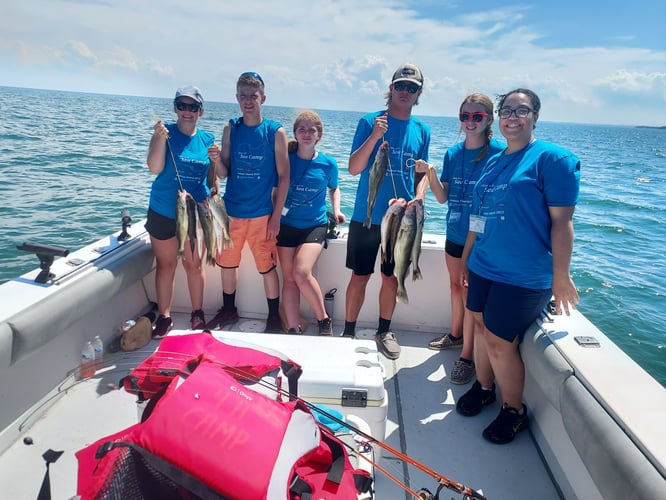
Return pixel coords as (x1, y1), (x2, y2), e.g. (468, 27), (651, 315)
(383, 135), (399, 199)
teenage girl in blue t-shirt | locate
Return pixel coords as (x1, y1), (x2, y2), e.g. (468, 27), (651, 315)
(277, 111), (345, 335)
(417, 93), (504, 386)
(456, 88), (581, 445)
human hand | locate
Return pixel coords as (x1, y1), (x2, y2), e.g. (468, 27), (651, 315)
(334, 210), (346, 225)
(413, 159), (432, 174)
(551, 274), (579, 316)
(371, 112), (388, 141)
(152, 119), (169, 140)
(208, 144), (221, 164)
(267, 213), (280, 240)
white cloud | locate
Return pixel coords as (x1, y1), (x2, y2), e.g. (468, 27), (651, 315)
(1, 0), (665, 126)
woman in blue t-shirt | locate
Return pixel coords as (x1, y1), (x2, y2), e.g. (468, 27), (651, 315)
(418, 93), (504, 385)
(277, 111), (345, 335)
(145, 86), (218, 337)
(456, 88), (581, 444)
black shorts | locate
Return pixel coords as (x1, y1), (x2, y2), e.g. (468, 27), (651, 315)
(277, 223), (327, 248)
(345, 220), (394, 277)
(445, 239), (465, 258)
(145, 208), (176, 240)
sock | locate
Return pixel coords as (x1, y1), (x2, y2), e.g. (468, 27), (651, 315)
(377, 317), (391, 335)
(449, 333), (462, 340)
(343, 321), (356, 336)
(223, 291), (236, 310)
(459, 357), (473, 365)
(267, 297), (279, 317)
(481, 386), (494, 392)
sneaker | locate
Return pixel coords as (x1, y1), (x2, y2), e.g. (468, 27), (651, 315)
(456, 380), (496, 416)
(450, 359), (475, 385)
(190, 309), (206, 330)
(428, 333), (463, 350)
(152, 315), (173, 339)
(205, 307), (239, 329)
(318, 317), (333, 336)
(286, 327), (302, 335)
(264, 314), (282, 333)
(482, 404), (529, 444)
(375, 331), (401, 359)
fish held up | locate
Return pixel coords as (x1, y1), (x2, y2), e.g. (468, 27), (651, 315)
(364, 141), (389, 229)
(393, 203), (417, 304)
(380, 198), (407, 264)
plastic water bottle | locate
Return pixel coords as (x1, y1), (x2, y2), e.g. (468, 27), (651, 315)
(92, 335), (104, 371)
(120, 319), (136, 332)
(324, 288), (337, 319)
(79, 341), (95, 380)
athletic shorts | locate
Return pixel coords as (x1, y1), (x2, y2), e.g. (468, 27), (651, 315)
(445, 239), (464, 259)
(216, 215), (277, 274)
(145, 208), (175, 241)
(277, 223), (327, 248)
(466, 270), (552, 342)
(345, 220), (394, 277)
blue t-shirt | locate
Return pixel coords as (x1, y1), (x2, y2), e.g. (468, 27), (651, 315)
(148, 123), (214, 219)
(440, 138), (504, 246)
(467, 140), (580, 289)
(350, 111), (430, 226)
(223, 117), (282, 218)
(282, 151), (338, 229)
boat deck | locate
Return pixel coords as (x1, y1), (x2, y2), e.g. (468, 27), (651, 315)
(0, 312), (560, 499)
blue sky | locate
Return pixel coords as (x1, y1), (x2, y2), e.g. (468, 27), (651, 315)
(2, 1), (665, 126)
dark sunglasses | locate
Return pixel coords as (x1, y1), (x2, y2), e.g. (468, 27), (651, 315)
(240, 71), (264, 84)
(393, 81), (420, 94)
(175, 101), (201, 112)
(459, 112), (489, 123)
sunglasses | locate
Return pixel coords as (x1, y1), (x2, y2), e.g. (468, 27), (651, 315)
(175, 101), (201, 112)
(459, 112), (489, 123)
(393, 81), (420, 94)
(240, 71), (264, 84)
(497, 106), (533, 119)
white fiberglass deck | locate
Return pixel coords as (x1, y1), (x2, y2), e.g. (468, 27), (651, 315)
(0, 313), (559, 500)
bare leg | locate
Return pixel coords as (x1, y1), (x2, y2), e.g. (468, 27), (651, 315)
(151, 235), (178, 317)
(378, 273), (398, 321)
(445, 252), (465, 338)
(485, 331), (524, 408)
(291, 242), (327, 320)
(221, 267), (237, 295)
(181, 237), (205, 311)
(262, 268), (280, 300)
(471, 310), (494, 387)
(345, 273), (370, 322)
(277, 246), (301, 329)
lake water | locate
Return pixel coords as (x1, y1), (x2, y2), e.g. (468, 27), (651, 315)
(1, 86), (664, 386)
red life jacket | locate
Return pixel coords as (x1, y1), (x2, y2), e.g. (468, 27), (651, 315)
(76, 333), (373, 499)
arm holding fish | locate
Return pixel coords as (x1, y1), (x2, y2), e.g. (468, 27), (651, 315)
(415, 159), (448, 204)
(348, 113), (388, 176)
(215, 124), (231, 180)
(268, 127), (290, 239)
(549, 205), (579, 316)
(147, 119), (169, 174)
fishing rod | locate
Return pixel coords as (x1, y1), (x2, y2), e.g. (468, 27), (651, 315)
(108, 349), (488, 500)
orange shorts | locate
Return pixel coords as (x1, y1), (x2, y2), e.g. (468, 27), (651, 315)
(216, 215), (277, 273)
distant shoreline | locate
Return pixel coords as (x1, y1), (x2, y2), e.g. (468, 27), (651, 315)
(636, 125), (666, 130)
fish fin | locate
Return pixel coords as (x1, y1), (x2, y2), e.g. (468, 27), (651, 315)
(412, 267), (422, 281)
(396, 288), (409, 304)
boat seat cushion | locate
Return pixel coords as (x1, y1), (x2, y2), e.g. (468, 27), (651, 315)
(8, 243), (154, 364)
(521, 321), (573, 411)
(560, 376), (666, 499)
(0, 322), (12, 369)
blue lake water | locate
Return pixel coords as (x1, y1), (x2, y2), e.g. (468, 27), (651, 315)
(1, 86), (664, 386)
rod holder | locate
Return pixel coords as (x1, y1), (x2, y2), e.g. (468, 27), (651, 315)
(17, 242), (69, 283)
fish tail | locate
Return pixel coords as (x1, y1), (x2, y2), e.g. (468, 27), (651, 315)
(412, 266), (422, 281)
(396, 286), (409, 304)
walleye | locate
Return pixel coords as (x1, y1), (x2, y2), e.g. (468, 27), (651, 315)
(393, 203), (417, 304)
(196, 198), (217, 266)
(186, 196), (197, 256)
(380, 198), (406, 264)
(411, 198), (424, 281)
(208, 192), (233, 250)
(364, 141), (389, 229)
(175, 190), (189, 256)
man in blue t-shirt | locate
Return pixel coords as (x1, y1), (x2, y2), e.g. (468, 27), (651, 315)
(207, 72), (290, 333)
(342, 63), (431, 359)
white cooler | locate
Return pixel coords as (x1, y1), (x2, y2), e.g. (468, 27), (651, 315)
(212, 330), (389, 443)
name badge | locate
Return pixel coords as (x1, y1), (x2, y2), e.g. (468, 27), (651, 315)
(469, 215), (486, 233)
(281, 206), (290, 216)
